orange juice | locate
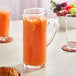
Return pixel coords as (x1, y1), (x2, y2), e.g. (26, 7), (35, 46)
(0, 10), (10, 37)
(23, 15), (47, 66)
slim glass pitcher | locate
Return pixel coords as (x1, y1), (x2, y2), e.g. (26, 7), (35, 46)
(22, 8), (57, 70)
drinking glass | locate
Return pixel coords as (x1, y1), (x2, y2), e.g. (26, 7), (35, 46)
(62, 14), (76, 52)
(0, 8), (13, 43)
(22, 8), (57, 69)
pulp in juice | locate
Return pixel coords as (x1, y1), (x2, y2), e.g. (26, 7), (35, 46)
(23, 15), (47, 66)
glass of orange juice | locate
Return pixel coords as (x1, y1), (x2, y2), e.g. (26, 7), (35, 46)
(22, 8), (57, 70)
(0, 8), (13, 43)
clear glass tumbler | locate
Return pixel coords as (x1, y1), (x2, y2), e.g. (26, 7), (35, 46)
(66, 14), (76, 51)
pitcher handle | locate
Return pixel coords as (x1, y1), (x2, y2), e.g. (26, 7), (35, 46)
(47, 20), (57, 46)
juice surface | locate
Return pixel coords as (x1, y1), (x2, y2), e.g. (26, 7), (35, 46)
(23, 15), (47, 66)
(0, 10), (10, 37)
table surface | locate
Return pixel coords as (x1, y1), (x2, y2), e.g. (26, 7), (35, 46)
(0, 19), (76, 76)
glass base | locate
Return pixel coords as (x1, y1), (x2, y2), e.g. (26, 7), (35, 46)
(67, 42), (76, 50)
(62, 44), (76, 52)
(0, 37), (8, 41)
(0, 37), (13, 43)
(24, 64), (45, 70)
